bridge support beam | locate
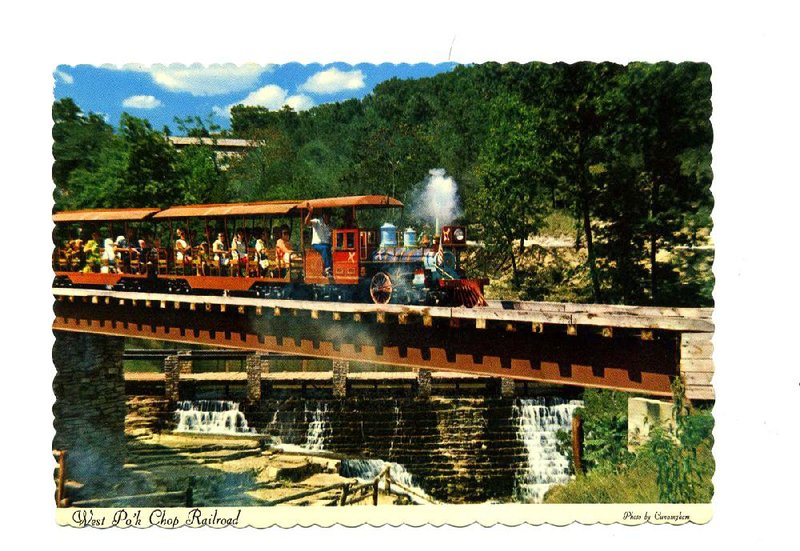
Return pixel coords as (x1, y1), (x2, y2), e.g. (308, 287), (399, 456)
(499, 377), (516, 398)
(332, 359), (348, 399)
(52, 331), (127, 485)
(177, 350), (192, 373)
(164, 354), (181, 405)
(246, 354), (262, 405)
(627, 396), (675, 451)
(417, 369), (432, 398)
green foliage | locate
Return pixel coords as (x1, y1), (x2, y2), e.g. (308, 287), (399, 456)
(544, 454), (660, 503)
(540, 210), (577, 238)
(643, 378), (715, 503)
(517, 248), (593, 303)
(52, 98), (115, 210)
(175, 144), (229, 204)
(548, 382), (714, 504)
(573, 389), (634, 472)
(53, 61), (713, 307)
(472, 93), (548, 282)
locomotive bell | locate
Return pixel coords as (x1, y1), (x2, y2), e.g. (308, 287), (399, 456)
(380, 223), (397, 247)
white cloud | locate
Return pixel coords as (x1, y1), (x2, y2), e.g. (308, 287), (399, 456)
(218, 85), (315, 117)
(298, 67), (365, 94)
(238, 84), (288, 109)
(55, 70), (74, 84)
(122, 95), (162, 109)
(285, 94), (315, 111)
(120, 63), (271, 97)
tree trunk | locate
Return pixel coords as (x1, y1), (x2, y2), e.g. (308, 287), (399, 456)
(650, 177), (660, 304)
(581, 194), (601, 303)
(509, 240), (520, 289)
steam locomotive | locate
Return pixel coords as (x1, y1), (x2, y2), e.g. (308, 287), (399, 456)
(52, 195), (487, 307)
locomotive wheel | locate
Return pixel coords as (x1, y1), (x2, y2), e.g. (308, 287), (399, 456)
(370, 272), (393, 304)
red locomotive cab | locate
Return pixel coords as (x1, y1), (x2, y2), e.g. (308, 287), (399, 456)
(332, 228), (360, 284)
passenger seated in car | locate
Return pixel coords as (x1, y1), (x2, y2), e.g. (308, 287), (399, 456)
(82, 231), (102, 273)
(231, 229), (247, 277)
(102, 237), (117, 273)
(254, 228), (270, 276)
(175, 228), (193, 268)
(276, 227), (295, 265)
(212, 232), (230, 274)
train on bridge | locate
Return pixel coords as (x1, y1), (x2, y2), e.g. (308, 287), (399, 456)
(53, 195), (487, 307)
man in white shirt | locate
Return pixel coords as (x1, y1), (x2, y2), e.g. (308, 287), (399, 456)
(304, 205), (333, 277)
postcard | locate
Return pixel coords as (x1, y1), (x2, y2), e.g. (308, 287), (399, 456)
(51, 61), (714, 528)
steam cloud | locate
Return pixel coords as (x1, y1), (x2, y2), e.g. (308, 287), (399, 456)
(409, 169), (463, 229)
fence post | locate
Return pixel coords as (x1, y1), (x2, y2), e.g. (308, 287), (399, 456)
(55, 450), (66, 507)
(339, 483), (351, 506)
(572, 414), (584, 474)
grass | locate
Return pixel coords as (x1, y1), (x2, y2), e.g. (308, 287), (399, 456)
(544, 457), (660, 504)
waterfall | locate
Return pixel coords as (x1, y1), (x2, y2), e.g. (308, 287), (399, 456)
(173, 400), (254, 435)
(513, 397), (583, 503)
(340, 458), (432, 504)
(304, 402), (329, 451)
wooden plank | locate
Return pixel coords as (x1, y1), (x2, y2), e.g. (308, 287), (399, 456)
(681, 332), (714, 344)
(52, 287), (713, 332)
(686, 385), (715, 401)
(454, 308), (574, 325)
(570, 312), (714, 332)
(499, 300), (713, 320)
(681, 359), (715, 373)
(683, 371), (714, 386)
(681, 340), (714, 359)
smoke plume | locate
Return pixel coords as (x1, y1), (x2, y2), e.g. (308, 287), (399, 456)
(409, 169), (463, 229)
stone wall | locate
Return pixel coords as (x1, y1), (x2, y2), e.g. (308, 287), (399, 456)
(244, 397), (525, 503)
(53, 332), (127, 484)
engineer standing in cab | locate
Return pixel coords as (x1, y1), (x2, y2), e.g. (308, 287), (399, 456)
(304, 204), (333, 278)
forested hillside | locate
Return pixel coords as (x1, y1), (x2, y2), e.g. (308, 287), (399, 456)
(53, 62), (713, 307)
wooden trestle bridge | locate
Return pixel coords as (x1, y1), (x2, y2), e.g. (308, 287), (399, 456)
(53, 288), (714, 400)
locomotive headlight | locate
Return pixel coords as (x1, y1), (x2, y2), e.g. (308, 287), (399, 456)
(453, 227), (465, 242)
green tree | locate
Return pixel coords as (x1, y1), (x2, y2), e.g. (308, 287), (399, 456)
(600, 62), (713, 305)
(226, 127), (296, 202)
(64, 112), (183, 209)
(472, 93), (547, 282)
(52, 98), (115, 210)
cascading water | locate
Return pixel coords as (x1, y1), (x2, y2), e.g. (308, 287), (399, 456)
(173, 400), (255, 435)
(340, 459), (432, 504)
(304, 402), (329, 451)
(513, 397), (583, 503)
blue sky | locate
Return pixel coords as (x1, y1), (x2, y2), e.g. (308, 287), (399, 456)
(53, 63), (457, 133)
